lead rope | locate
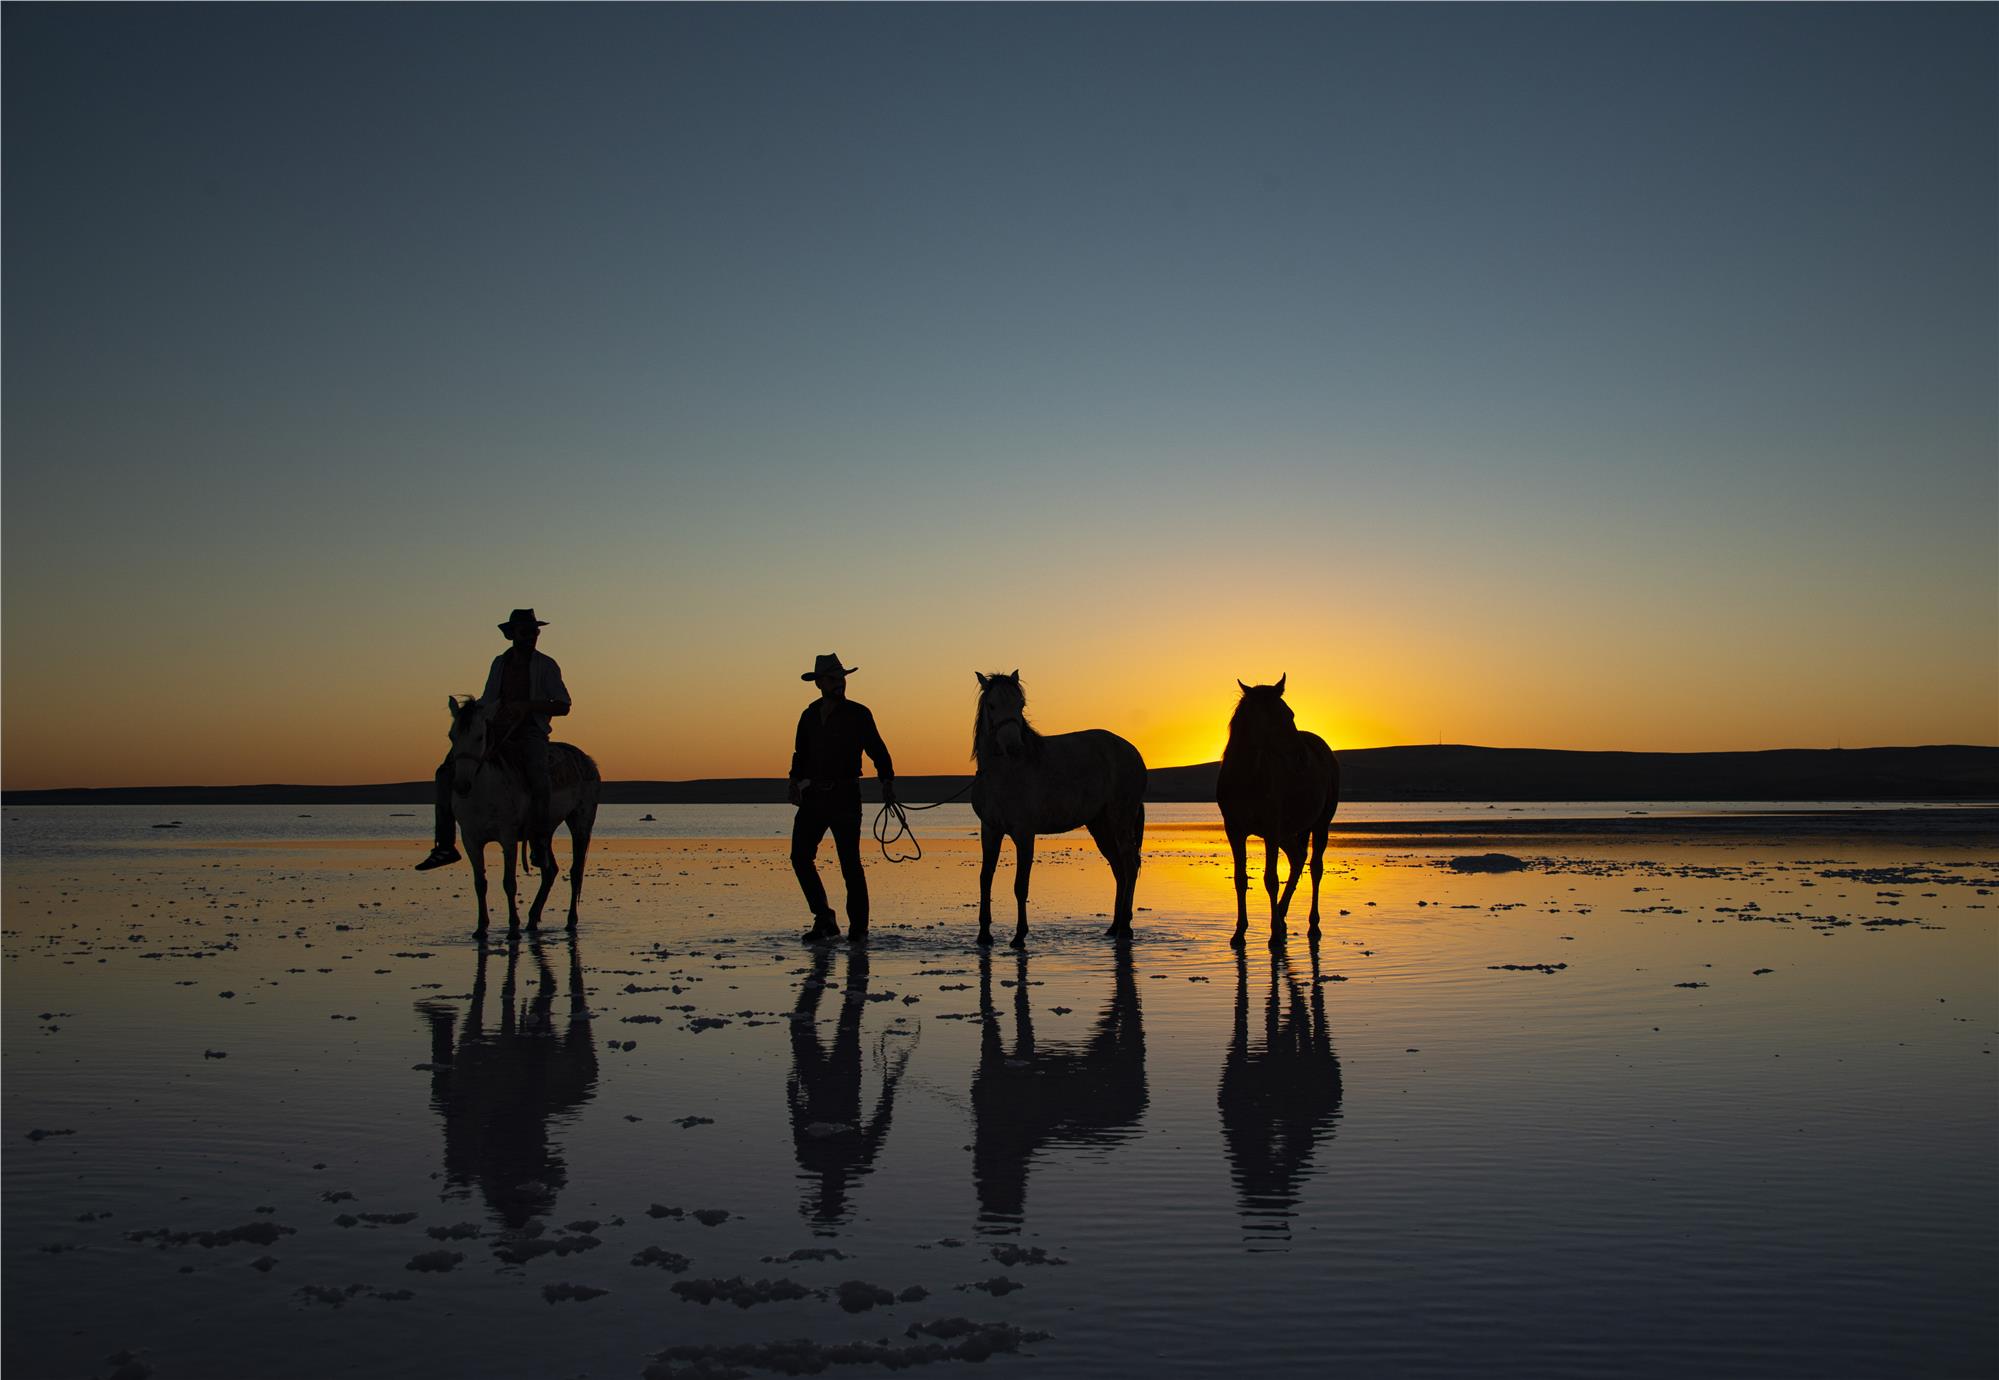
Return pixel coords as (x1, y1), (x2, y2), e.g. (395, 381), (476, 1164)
(872, 777), (976, 863)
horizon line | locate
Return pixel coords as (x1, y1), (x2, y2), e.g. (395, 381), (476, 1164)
(5, 741), (1993, 797)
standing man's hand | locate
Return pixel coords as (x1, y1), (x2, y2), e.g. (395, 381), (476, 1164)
(880, 780), (898, 807)
(787, 779), (804, 807)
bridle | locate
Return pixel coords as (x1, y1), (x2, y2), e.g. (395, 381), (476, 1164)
(980, 689), (1026, 756)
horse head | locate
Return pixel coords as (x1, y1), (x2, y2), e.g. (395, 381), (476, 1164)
(974, 670), (1029, 759)
(1229, 675), (1295, 743)
(446, 695), (492, 798)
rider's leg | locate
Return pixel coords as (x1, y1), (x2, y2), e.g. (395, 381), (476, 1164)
(416, 758), (461, 869)
(519, 735), (554, 869)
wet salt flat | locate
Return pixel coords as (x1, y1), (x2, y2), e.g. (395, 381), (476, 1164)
(5, 807), (1996, 1379)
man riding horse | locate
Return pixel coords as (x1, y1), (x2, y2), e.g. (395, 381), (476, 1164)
(417, 608), (571, 874)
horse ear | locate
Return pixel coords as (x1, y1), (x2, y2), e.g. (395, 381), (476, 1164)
(1009, 669), (1018, 680)
(1237, 679), (1249, 693)
(975, 672), (988, 687)
(1275, 673), (1287, 695)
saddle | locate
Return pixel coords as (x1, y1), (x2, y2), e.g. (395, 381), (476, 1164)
(492, 736), (583, 794)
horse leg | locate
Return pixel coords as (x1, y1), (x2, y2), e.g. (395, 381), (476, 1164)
(1273, 835), (1307, 934)
(1123, 801), (1144, 932)
(527, 842), (557, 930)
(1307, 824), (1330, 938)
(469, 840), (491, 936)
(1263, 837), (1284, 943)
(1228, 830), (1250, 949)
(566, 808), (594, 931)
(1010, 833), (1034, 950)
(977, 820), (1002, 946)
(1086, 818), (1127, 939)
(501, 834), (521, 932)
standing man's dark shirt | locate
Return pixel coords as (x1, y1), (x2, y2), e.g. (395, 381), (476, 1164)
(789, 652), (894, 943)
(791, 700), (894, 788)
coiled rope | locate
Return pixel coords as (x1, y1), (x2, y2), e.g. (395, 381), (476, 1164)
(872, 778), (976, 863)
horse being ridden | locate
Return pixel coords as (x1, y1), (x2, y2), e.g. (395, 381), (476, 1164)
(971, 671), (1146, 947)
(444, 696), (601, 933)
(1215, 676), (1340, 947)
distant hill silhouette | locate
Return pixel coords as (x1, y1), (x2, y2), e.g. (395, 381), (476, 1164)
(6, 745), (1993, 806)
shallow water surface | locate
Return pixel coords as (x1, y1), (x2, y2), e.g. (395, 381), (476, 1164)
(5, 809), (1995, 1378)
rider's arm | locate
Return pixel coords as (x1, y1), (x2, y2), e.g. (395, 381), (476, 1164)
(533, 657), (572, 717)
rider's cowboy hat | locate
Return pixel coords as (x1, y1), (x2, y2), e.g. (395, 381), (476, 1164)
(499, 608), (549, 634)
(801, 653), (858, 681)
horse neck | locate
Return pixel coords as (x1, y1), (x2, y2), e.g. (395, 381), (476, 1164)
(1224, 716), (1294, 765)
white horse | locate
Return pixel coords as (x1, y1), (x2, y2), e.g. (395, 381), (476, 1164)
(443, 696), (601, 934)
(971, 671), (1146, 948)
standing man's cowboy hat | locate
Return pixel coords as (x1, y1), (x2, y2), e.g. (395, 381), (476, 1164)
(500, 608), (550, 634)
(801, 653), (858, 681)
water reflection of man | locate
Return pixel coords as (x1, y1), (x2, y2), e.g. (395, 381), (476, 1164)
(788, 653), (895, 943)
(417, 608), (571, 873)
(416, 936), (598, 1229)
(787, 944), (908, 1232)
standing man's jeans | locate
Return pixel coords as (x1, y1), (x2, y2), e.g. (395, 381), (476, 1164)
(791, 782), (867, 933)
(432, 731), (554, 853)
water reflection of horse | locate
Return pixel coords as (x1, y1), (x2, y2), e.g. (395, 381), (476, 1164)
(443, 696), (601, 934)
(972, 947), (1147, 1232)
(787, 944), (913, 1233)
(971, 671), (1146, 948)
(416, 936), (599, 1230)
(1217, 944), (1343, 1245)
(1216, 676), (1340, 948)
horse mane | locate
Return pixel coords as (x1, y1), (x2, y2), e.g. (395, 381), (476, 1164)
(972, 675), (1042, 765)
(1226, 685), (1295, 746)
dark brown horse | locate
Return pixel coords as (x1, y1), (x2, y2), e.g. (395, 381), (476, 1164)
(971, 671), (1146, 947)
(1215, 676), (1340, 947)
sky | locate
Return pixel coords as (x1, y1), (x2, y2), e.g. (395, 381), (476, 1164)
(4, 4), (1994, 789)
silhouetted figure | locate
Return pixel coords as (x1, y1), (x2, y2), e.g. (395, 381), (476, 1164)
(789, 654), (895, 943)
(1217, 944), (1343, 1247)
(418, 608), (572, 874)
(438, 694), (601, 934)
(971, 947), (1147, 1233)
(970, 671), (1146, 947)
(787, 943), (909, 1232)
(1216, 675), (1340, 948)
(416, 936), (599, 1231)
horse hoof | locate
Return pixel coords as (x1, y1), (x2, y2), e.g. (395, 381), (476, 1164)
(976, 932), (995, 947)
(1229, 932), (1247, 950)
(1008, 935), (1027, 951)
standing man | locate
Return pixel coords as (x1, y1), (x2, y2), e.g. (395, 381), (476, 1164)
(789, 653), (895, 943)
(416, 609), (571, 873)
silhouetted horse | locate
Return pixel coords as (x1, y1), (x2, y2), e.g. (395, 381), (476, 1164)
(1217, 944), (1343, 1246)
(971, 947), (1147, 1232)
(971, 671), (1146, 947)
(416, 936), (599, 1231)
(788, 944), (912, 1233)
(1215, 676), (1340, 947)
(444, 696), (601, 933)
